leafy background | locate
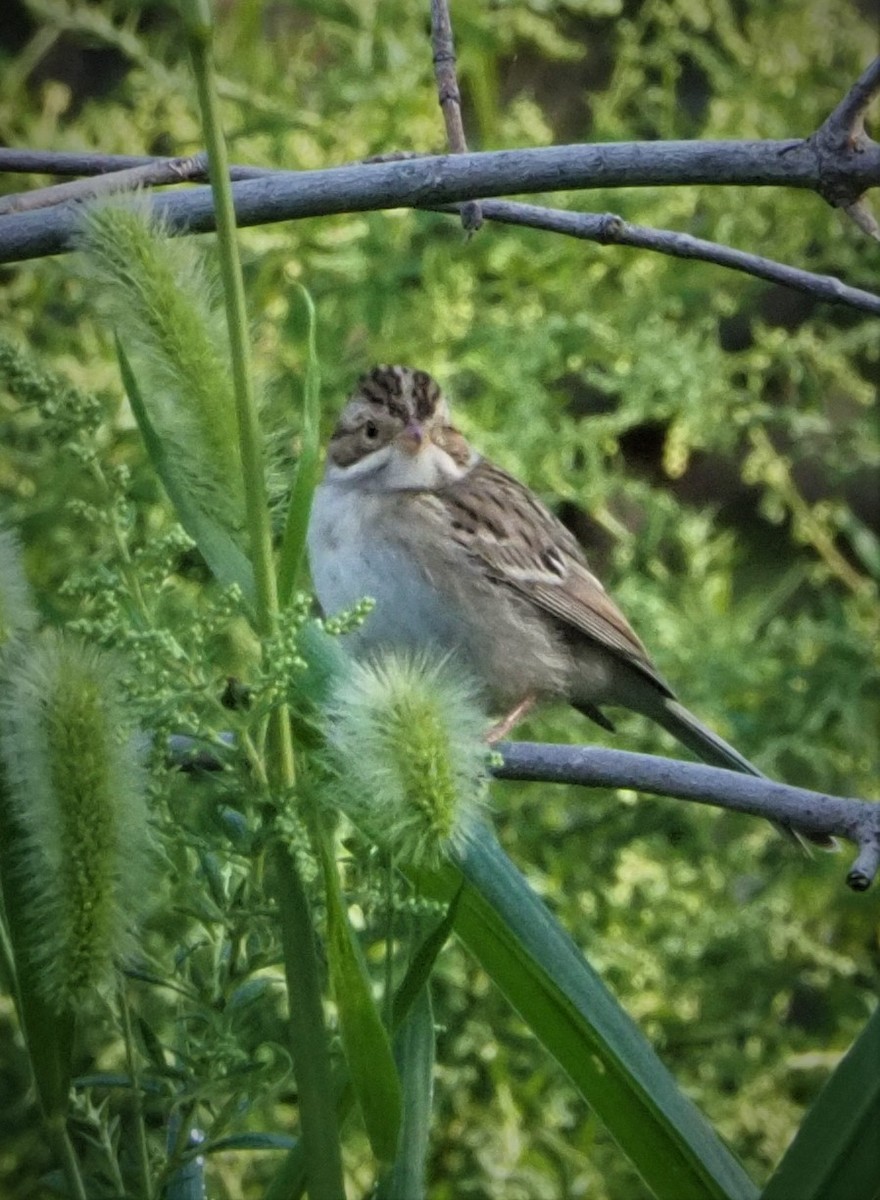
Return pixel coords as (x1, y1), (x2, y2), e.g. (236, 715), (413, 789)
(1, 0), (878, 1196)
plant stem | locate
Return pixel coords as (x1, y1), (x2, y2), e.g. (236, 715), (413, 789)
(119, 983), (154, 1200)
(186, 21), (279, 637)
(184, 9), (344, 1198)
(272, 841), (346, 1200)
(47, 1116), (88, 1200)
(383, 854), (396, 1032)
(277, 284), (322, 607)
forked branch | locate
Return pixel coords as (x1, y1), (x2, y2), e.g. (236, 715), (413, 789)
(1, 146), (879, 313)
(809, 54), (880, 237)
(430, 0), (482, 233)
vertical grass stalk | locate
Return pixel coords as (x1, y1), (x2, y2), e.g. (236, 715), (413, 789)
(278, 284), (322, 606)
(119, 984), (154, 1200)
(180, 5), (344, 1197)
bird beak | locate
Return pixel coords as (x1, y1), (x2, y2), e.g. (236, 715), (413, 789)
(398, 421), (426, 455)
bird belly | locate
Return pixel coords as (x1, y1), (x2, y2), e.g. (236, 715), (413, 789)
(308, 484), (470, 659)
(308, 483), (571, 710)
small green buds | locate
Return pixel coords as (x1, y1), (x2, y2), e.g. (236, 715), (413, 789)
(325, 652), (489, 867)
(0, 632), (152, 1010)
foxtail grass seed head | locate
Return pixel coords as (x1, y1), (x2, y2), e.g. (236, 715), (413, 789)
(79, 200), (246, 536)
(0, 526), (38, 649)
(325, 652), (489, 868)
(0, 631), (152, 1010)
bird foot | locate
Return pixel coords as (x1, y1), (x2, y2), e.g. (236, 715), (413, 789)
(485, 695), (536, 744)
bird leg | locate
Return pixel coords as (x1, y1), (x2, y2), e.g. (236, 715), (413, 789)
(485, 694), (536, 744)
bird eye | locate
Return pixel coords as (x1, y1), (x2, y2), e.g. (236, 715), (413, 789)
(364, 420), (379, 440)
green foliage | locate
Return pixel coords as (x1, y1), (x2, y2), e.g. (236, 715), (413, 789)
(0, 0), (877, 1198)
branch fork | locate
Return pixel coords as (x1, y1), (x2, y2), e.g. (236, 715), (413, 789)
(809, 54), (880, 237)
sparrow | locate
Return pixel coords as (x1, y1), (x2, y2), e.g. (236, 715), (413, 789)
(307, 364), (829, 846)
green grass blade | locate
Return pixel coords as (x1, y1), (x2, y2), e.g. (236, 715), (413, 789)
(265, 894), (456, 1199)
(115, 336), (256, 605)
(317, 822), (402, 1163)
(760, 1005), (880, 1200)
(391, 893), (460, 1027)
(0, 810), (75, 1121)
(0, 679), (74, 1121)
(413, 822), (759, 1200)
(377, 985), (436, 1200)
(278, 285), (322, 607)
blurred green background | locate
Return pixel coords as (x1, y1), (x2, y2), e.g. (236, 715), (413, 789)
(1, 1), (878, 1196)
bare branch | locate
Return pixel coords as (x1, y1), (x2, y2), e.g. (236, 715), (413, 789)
(431, 199), (880, 315)
(0, 148), (264, 179)
(2, 138), (880, 269)
(0, 153), (212, 217)
(2, 150), (875, 313)
(495, 742), (880, 892)
(844, 197), (880, 240)
(430, 0), (482, 233)
(166, 733), (880, 891)
(0, 149), (160, 175)
(818, 55), (880, 142)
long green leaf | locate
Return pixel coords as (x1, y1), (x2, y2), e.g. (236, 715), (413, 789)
(377, 985), (436, 1200)
(115, 336), (256, 606)
(391, 891), (460, 1027)
(761, 1005), (880, 1200)
(278, 285), (322, 606)
(0, 775), (75, 1121)
(271, 842), (345, 1200)
(413, 822), (759, 1200)
(317, 823), (402, 1163)
(265, 895), (458, 1200)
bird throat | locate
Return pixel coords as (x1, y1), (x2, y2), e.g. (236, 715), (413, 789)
(379, 437), (476, 489)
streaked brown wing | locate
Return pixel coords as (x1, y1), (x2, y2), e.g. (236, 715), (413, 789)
(424, 458), (669, 691)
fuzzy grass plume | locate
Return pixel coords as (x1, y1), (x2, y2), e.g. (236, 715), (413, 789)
(0, 525), (37, 648)
(79, 200), (246, 538)
(0, 631), (152, 1010)
(324, 652), (490, 867)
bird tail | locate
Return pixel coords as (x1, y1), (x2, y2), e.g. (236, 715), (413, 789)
(653, 697), (835, 851)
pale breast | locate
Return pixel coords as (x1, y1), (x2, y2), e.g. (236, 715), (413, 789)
(308, 481), (472, 656)
(306, 480), (572, 709)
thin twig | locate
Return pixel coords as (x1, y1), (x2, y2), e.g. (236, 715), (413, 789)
(430, 0), (482, 233)
(0, 148), (265, 178)
(818, 55), (880, 143)
(430, 199), (880, 315)
(0, 154), (211, 217)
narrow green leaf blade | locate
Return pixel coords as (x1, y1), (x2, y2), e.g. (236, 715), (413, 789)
(115, 336), (256, 606)
(391, 893), (459, 1028)
(761, 1005), (880, 1200)
(318, 827), (402, 1162)
(204, 1132), (298, 1153)
(278, 285), (322, 606)
(414, 822), (758, 1200)
(378, 985), (435, 1200)
(265, 890), (458, 1200)
(0, 778), (75, 1119)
